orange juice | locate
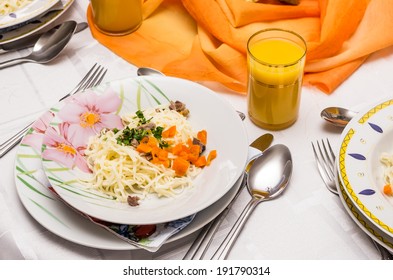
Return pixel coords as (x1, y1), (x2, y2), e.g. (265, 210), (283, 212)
(90, 0), (142, 36)
(247, 29), (306, 130)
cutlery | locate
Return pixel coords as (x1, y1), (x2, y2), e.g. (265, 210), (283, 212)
(183, 133), (274, 260)
(311, 139), (393, 260)
(136, 67), (247, 121)
(320, 107), (357, 128)
(0, 63), (107, 158)
(211, 144), (292, 260)
(137, 67), (165, 76)
(0, 22), (88, 54)
(0, 20), (77, 69)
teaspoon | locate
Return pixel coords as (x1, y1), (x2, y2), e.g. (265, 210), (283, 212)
(0, 21), (77, 69)
(320, 107), (357, 128)
(137, 67), (164, 76)
(136, 67), (247, 121)
(211, 144), (293, 260)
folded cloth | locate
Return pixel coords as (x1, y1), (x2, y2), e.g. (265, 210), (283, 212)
(87, 0), (393, 94)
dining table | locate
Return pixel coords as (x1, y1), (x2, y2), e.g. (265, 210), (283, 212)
(1, 0), (393, 262)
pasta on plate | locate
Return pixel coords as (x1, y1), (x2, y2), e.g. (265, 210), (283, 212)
(380, 152), (393, 197)
(83, 102), (217, 206)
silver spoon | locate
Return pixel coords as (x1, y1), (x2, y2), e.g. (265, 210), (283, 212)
(136, 67), (247, 121)
(137, 67), (164, 76)
(320, 107), (357, 128)
(211, 144), (293, 260)
(0, 21), (77, 69)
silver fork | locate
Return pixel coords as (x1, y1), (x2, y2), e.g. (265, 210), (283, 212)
(0, 63), (107, 158)
(311, 139), (393, 260)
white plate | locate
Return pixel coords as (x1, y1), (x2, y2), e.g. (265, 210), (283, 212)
(0, 0), (59, 29)
(0, 0), (74, 44)
(337, 97), (393, 239)
(15, 108), (244, 250)
(336, 173), (393, 253)
(40, 76), (248, 225)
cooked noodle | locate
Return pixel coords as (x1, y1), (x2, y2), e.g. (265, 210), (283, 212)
(380, 152), (393, 185)
(83, 104), (204, 203)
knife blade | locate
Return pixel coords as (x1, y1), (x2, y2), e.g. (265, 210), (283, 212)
(0, 22), (88, 53)
(248, 133), (274, 163)
(182, 133), (274, 260)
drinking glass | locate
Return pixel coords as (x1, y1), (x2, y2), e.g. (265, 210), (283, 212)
(90, 0), (142, 36)
(247, 28), (307, 130)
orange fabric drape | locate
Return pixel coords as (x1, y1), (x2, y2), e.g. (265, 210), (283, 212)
(87, 0), (393, 94)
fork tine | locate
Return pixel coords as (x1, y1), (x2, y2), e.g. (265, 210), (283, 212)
(79, 65), (102, 91)
(58, 63), (100, 101)
(321, 138), (336, 166)
(311, 140), (338, 194)
(317, 140), (335, 179)
(325, 138), (336, 162)
(312, 142), (329, 180)
(85, 66), (106, 89)
(72, 63), (98, 92)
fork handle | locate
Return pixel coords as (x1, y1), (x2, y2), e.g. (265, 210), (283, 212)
(0, 122), (32, 158)
(183, 206), (228, 260)
(182, 175), (247, 259)
(211, 197), (260, 260)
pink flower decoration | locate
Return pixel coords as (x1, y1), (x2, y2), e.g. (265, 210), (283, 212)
(42, 123), (91, 173)
(57, 89), (123, 147)
(21, 111), (55, 151)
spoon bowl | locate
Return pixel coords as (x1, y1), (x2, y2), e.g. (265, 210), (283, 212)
(247, 144), (292, 200)
(0, 21), (77, 69)
(320, 107), (357, 128)
(137, 67), (164, 76)
(211, 144), (293, 259)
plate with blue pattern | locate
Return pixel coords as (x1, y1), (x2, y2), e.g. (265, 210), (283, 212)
(337, 97), (393, 239)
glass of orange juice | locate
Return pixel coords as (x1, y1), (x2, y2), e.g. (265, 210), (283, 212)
(90, 0), (142, 36)
(247, 29), (307, 130)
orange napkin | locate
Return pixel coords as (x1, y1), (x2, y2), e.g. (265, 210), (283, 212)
(87, 0), (393, 94)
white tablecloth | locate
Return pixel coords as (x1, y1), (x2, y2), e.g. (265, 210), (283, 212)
(1, 1), (393, 260)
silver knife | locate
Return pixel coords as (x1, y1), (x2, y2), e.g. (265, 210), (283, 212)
(0, 22), (88, 53)
(182, 133), (274, 260)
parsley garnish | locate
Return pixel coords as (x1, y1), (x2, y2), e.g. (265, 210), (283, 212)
(114, 110), (170, 148)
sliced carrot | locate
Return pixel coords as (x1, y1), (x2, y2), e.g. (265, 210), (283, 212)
(194, 156), (207, 167)
(147, 136), (158, 146)
(188, 145), (200, 163)
(383, 184), (393, 196)
(162, 125), (177, 138)
(136, 143), (152, 153)
(197, 130), (207, 144)
(158, 149), (168, 161)
(172, 143), (183, 155)
(151, 146), (170, 167)
(140, 136), (149, 144)
(172, 157), (190, 176)
(206, 150), (217, 166)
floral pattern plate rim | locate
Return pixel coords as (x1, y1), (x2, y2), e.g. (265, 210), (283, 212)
(14, 103), (242, 250)
(0, 0), (60, 29)
(0, 0), (74, 44)
(337, 97), (393, 239)
(40, 76), (248, 225)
